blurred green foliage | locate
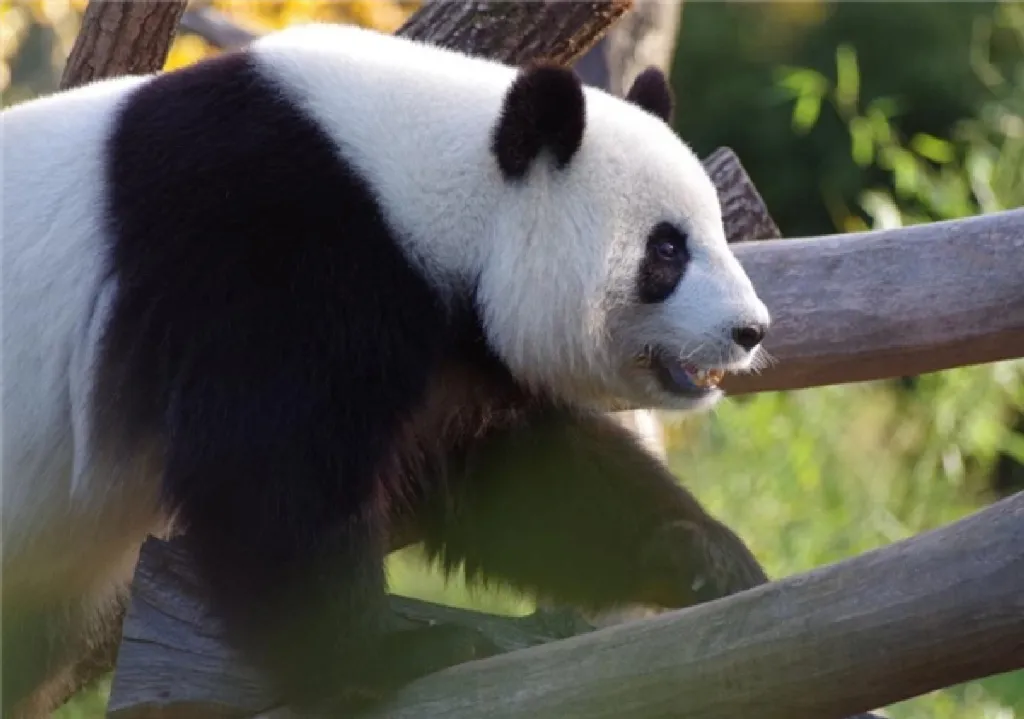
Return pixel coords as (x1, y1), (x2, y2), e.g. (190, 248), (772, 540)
(671, 0), (1021, 237)
(772, 9), (1023, 229)
(10, 1), (1023, 718)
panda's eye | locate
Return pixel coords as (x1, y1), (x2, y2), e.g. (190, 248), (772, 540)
(655, 240), (678, 261)
(647, 222), (688, 265)
(638, 222), (689, 304)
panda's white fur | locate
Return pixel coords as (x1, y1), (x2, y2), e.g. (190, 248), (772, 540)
(251, 25), (768, 406)
(3, 73), (165, 588)
(1, 23), (769, 716)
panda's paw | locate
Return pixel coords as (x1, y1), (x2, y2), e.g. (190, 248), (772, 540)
(636, 518), (768, 609)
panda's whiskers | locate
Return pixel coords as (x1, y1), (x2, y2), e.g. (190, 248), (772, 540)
(676, 340), (708, 365)
(747, 346), (778, 374)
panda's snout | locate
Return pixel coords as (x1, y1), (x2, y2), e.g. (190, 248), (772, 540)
(730, 322), (768, 351)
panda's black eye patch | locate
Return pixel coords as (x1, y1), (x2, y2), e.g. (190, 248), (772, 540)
(638, 222), (689, 304)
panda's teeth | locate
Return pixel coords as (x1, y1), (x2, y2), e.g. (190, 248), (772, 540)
(683, 365), (725, 389)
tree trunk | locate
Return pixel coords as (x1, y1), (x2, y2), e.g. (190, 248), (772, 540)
(61, 0), (187, 90)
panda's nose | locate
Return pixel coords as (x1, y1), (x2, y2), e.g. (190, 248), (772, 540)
(731, 322), (767, 351)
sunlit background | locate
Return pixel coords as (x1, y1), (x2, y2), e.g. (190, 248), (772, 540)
(2, 1), (1022, 717)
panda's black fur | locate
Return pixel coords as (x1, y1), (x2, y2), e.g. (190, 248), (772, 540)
(1, 27), (770, 718)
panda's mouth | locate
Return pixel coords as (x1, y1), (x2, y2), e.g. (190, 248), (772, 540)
(635, 347), (725, 398)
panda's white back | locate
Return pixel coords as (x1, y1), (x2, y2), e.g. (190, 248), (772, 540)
(1, 75), (158, 583)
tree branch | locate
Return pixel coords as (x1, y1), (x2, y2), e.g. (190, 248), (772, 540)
(180, 1), (635, 68)
(107, 494), (1024, 719)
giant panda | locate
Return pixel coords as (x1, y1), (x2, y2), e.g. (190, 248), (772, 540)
(1, 22), (771, 718)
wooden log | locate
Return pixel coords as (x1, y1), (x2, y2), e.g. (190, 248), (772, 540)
(107, 494), (1024, 719)
(722, 207), (1024, 396)
(573, 0), (683, 98)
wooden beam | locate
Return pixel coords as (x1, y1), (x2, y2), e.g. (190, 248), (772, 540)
(722, 208), (1024, 396)
(108, 494), (1024, 719)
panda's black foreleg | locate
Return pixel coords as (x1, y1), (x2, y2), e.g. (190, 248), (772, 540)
(420, 409), (768, 613)
(159, 356), (491, 715)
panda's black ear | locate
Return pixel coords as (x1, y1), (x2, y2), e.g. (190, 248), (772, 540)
(491, 63), (586, 180)
(625, 66), (674, 124)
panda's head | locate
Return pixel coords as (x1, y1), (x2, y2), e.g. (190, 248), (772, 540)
(477, 63), (770, 413)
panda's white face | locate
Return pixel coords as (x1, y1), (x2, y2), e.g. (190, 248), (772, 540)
(478, 65), (770, 413)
